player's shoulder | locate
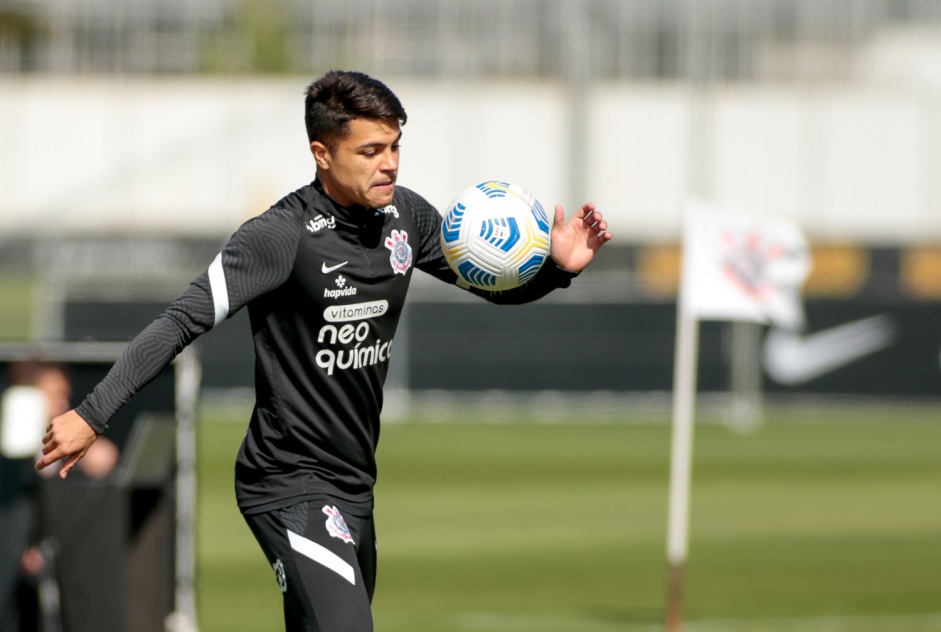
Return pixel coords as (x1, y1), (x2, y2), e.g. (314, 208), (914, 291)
(392, 185), (439, 218)
(227, 183), (321, 253)
(242, 183), (317, 228)
(270, 182), (319, 219)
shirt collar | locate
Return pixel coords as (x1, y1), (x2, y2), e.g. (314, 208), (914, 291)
(312, 179), (385, 227)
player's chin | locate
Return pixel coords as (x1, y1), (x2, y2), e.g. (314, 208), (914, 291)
(368, 185), (396, 208)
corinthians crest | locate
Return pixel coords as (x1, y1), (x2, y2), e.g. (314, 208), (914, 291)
(322, 505), (354, 544)
(385, 229), (412, 275)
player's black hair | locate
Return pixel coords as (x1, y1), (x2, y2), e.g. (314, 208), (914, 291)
(304, 70), (407, 151)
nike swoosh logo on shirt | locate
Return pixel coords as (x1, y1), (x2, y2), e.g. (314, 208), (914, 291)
(763, 314), (898, 385)
(321, 261), (349, 274)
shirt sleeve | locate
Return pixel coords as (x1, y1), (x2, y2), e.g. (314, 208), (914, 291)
(404, 187), (579, 306)
(76, 206), (301, 432)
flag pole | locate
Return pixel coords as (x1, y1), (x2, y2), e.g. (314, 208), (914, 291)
(666, 304), (700, 632)
(666, 199), (810, 630)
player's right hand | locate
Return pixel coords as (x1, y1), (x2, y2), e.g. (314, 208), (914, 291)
(36, 409), (98, 479)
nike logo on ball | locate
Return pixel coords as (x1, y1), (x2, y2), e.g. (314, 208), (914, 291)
(322, 261), (349, 274)
(763, 314), (898, 385)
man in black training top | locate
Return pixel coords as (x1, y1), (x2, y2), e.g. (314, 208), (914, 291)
(37, 70), (612, 631)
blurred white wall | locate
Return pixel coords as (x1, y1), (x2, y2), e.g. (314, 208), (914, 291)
(1, 77), (939, 243)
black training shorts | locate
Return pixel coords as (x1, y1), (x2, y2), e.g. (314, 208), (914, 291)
(243, 497), (377, 632)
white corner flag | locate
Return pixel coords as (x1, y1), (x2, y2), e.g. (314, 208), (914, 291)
(681, 198), (810, 329)
(666, 199), (811, 631)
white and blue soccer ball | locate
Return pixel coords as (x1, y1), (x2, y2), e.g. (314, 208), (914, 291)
(440, 181), (551, 291)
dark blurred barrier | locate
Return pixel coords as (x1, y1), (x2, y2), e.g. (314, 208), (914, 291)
(39, 459), (175, 632)
(406, 300), (941, 398)
(46, 241), (940, 400)
(0, 353), (181, 632)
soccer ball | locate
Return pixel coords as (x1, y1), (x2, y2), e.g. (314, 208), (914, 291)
(440, 181), (552, 291)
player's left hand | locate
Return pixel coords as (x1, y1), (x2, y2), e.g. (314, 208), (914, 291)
(550, 203), (612, 273)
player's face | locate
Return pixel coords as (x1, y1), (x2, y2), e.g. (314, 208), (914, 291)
(311, 118), (401, 210)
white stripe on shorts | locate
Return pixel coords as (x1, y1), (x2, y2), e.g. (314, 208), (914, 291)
(287, 529), (356, 585)
(207, 253), (229, 327)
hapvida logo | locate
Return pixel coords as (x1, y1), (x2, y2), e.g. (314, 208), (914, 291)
(324, 287), (357, 299)
(324, 275), (358, 299)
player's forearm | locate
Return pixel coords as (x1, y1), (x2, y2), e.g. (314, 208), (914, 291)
(472, 260), (578, 305)
(75, 306), (210, 432)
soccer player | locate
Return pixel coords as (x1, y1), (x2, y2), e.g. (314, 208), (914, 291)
(36, 70), (612, 631)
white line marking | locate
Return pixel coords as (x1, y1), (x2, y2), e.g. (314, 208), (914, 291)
(207, 253), (229, 327)
(287, 529), (355, 585)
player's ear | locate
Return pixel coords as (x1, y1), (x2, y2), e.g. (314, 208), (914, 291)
(310, 141), (330, 170)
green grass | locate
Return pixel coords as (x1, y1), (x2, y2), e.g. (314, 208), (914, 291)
(196, 404), (941, 632)
(0, 274), (35, 340)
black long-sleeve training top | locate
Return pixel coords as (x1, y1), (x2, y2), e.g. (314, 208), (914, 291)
(75, 180), (576, 514)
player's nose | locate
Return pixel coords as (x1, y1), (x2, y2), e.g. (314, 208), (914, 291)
(381, 149), (398, 173)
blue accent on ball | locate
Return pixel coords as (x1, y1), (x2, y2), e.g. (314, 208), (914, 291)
(476, 181), (511, 199)
(518, 253), (545, 283)
(479, 217), (521, 253)
(441, 202), (465, 244)
(458, 260), (497, 287)
(531, 200), (550, 234)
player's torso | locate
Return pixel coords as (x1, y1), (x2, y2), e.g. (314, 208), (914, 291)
(253, 193), (420, 390)
(286, 199), (417, 367)
(236, 187), (433, 507)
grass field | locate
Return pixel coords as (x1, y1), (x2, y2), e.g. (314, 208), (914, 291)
(0, 274), (35, 340)
(196, 402), (941, 632)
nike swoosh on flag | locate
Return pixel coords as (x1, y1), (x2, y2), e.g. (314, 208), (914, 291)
(763, 314), (898, 385)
